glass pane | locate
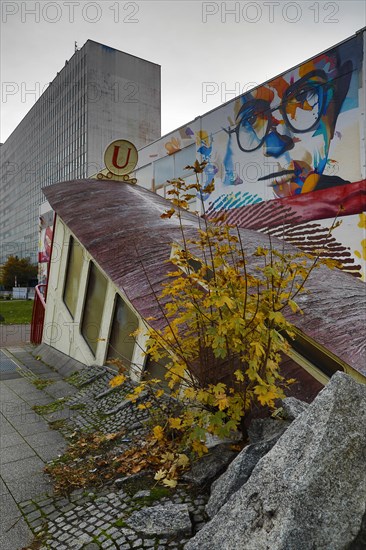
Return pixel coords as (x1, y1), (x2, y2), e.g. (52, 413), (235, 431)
(63, 236), (83, 318)
(81, 263), (107, 355)
(134, 164), (153, 190)
(143, 355), (171, 392)
(154, 155), (174, 186)
(174, 144), (195, 178)
(107, 295), (139, 368)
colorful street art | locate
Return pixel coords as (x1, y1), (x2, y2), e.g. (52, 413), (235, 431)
(136, 30), (366, 279)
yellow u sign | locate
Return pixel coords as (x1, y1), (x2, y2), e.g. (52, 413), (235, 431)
(104, 140), (138, 176)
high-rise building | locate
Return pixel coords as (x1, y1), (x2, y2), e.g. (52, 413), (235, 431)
(0, 40), (161, 264)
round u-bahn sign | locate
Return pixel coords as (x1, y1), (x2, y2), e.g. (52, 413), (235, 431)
(104, 140), (138, 176)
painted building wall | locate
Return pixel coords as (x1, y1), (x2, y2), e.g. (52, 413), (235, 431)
(135, 29), (366, 279)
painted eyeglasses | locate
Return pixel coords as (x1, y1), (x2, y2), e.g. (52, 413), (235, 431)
(230, 70), (331, 153)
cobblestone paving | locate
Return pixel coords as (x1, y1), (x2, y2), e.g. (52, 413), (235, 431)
(65, 373), (150, 438)
(19, 359), (210, 549)
(21, 485), (208, 549)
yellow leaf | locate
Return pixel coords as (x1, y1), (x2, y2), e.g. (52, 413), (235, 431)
(215, 393), (229, 411)
(215, 295), (234, 309)
(203, 179), (215, 194)
(109, 374), (126, 388)
(254, 246), (269, 257)
(250, 341), (265, 357)
(168, 417), (182, 430)
(269, 311), (285, 325)
(162, 478), (177, 488)
(183, 387), (196, 400)
(161, 452), (175, 462)
(192, 440), (208, 457)
(288, 300), (299, 313)
(154, 468), (166, 481)
(152, 425), (164, 441)
(234, 369), (245, 382)
(161, 208), (175, 219)
(138, 402), (152, 410)
(176, 454), (190, 468)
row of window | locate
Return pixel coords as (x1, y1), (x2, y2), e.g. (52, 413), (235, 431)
(135, 144), (196, 189)
(63, 237), (139, 366)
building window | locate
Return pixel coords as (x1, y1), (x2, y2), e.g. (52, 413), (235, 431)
(63, 236), (83, 318)
(107, 294), (139, 369)
(154, 155), (174, 186)
(143, 355), (171, 391)
(174, 144), (195, 178)
(81, 262), (107, 355)
(134, 163), (153, 190)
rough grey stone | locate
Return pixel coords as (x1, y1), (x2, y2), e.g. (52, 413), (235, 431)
(185, 373), (366, 550)
(247, 417), (289, 444)
(206, 432), (284, 518)
(114, 471), (148, 488)
(126, 503), (192, 537)
(281, 396), (309, 420)
(350, 508), (366, 549)
(182, 444), (237, 486)
(133, 490), (151, 499)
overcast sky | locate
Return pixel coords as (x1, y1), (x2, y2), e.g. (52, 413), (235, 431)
(1, 0), (365, 142)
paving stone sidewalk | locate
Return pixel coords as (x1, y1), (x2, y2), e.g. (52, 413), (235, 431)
(0, 345), (210, 549)
(0, 346), (74, 549)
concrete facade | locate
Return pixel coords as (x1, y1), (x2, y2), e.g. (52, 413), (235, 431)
(0, 40), (161, 264)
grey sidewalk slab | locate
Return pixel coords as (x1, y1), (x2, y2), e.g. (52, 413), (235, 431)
(0, 345), (79, 549)
(0, 388), (25, 404)
(36, 443), (67, 462)
(1, 456), (45, 483)
(0, 344), (94, 548)
(0, 490), (33, 550)
(0, 443), (37, 465)
(8, 410), (46, 424)
(0, 492), (25, 534)
(5, 474), (54, 502)
(11, 417), (54, 437)
(24, 430), (66, 449)
(0, 432), (25, 449)
(0, 518), (32, 550)
(0, 416), (16, 435)
(22, 394), (56, 406)
(45, 380), (77, 399)
(0, 479), (8, 494)
(2, 380), (48, 397)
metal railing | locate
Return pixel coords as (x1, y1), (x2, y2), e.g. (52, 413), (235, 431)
(30, 284), (46, 344)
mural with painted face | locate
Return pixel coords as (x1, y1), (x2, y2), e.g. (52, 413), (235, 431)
(136, 31), (365, 277)
(224, 50), (353, 198)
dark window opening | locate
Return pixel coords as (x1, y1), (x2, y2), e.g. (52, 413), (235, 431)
(81, 262), (107, 356)
(63, 236), (83, 318)
(107, 294), (139, 369)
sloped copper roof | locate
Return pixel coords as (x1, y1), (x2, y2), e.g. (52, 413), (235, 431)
(43, 179), (366, 378)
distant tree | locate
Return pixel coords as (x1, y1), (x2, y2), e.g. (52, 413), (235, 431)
(2, 256), (38, 289)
